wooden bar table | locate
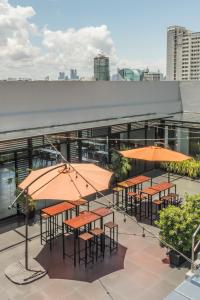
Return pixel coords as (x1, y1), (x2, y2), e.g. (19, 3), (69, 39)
(117, 175), (151, 211)
(140, 181), (176, 225)
(139, 187), (158, 225)
(40, 202), (75, 250)
(67, 199), (89, 215)
(63, 211), (100, 266)
(92, 207), (114, 228)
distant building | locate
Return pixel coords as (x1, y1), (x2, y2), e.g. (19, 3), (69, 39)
(111, 73), (121, 81)
(142, 68), (163, 81)
(118, 68), (141, 81)
(58, 72), (65, 80)
(44, 76), (50, 81)
(70, 69), (79, 80)
(94, 54), (110, 81)
(167, 25), (200, 80)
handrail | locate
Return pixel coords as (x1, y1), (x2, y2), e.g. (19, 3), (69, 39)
(191, 224), (200, 272)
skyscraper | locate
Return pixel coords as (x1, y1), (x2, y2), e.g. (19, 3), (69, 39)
(58, 72), (65, 80)
(70, 69), (79, 80)
(167, 26), (200, 80)
(94, 54), (110, 81)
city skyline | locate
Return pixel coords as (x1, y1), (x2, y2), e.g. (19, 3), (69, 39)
(1, 0), (200, 79)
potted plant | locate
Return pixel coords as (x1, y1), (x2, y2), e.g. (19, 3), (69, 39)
(110, 150), (132, 183)
(156, 195), (200, 267)
(15, 188), (36, 219)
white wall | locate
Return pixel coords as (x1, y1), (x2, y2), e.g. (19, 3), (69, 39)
(180, 81), (200, 113)
(0, 81), (182, 133)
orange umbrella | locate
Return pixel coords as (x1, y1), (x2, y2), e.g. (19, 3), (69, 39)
(19, 163), (113, 200)
(119, 146), (191, 162)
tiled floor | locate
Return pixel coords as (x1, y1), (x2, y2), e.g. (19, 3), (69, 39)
(0, 170), (197, 300)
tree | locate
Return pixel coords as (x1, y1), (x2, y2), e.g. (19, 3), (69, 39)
(156, 194), (200, 254)
(111, 150), (132, 182)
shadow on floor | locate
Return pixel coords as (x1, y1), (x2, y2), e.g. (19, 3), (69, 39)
(36, 235), (127, 282)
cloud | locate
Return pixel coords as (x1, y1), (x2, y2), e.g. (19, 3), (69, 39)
(0, 0), (165, 79)
(0, 0), (39, 66)
(40, 25), (118, 76)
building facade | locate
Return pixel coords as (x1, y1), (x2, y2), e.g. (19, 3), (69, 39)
(0, 81), (200, 220)
(142, 70), (163, 81)
(94, 54), (110, 81)
(167, 26), (200, 80)
(118, 68), (141, 81)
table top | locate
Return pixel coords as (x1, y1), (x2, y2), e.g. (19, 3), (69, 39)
(42, 202), (75, 216)
(92, 207), (113, 217)
(140, 187), (159, 196)
(67, 199), (88, 206)
(118, 175), (151, 188)
(63, 211), (100, 229)
(151, 181), (175, 192)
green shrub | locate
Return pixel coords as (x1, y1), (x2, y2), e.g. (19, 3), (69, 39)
(161, 160), (200, 179)
(156, 194), (200, 253)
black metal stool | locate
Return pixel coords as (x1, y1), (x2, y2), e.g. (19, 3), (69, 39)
(78, 232), (94, 268)
(40, 213), (51, 245)
(90, 228), (105, 261)
(153, 199), (163, 220)
(104, 221), (118, 254)
(112, 187), (124, 207)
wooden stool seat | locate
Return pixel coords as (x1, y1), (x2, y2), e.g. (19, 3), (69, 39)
(41, 213), (50, 219)
(90, 228), (104, 236)
(104, 221), (118, 229)
(79, 232), (93, 241)
(127, 191), (137, 197)
(161, 195), (172, 201)
(153, 199), (163, 206)
(168, 193), (179, 198)
(113, 187), (124, 192)
(136, 193), (147, 200)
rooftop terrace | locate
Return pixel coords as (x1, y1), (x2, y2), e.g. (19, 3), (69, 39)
(1, 170), (199, 300)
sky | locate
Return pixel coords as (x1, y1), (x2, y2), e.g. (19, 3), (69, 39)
(1, 0), (200, 79)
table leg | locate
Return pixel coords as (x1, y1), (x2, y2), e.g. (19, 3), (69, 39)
(76, 206), (79, 216)
(40, 211), (42, 245)
(74, 229), (77, 267)
(50, 216), (52, 251)
(150, 196), (153, 225)
(125, 188), (128, 212)
(62, 223), (65, 259)
(100, 217), (103, 229)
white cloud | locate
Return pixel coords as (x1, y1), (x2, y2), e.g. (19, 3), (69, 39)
(0, 0), (39, 67)
(0, 0), (165, 79)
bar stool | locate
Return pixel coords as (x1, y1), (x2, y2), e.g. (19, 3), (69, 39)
(90, 228), (105, 261)
(137, 193), (148, 220)
(168, 193), (180, 206)
(153, 199), (163, 220)
(112, 187), (124, 207)
(40, 213), (51, 245)
(161, 195), (173, 207)
(78, 232), (94, 268)
(127, 191), (137, 215)
(104, 222), (118, 254)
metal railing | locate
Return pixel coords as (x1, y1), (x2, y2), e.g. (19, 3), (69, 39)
(192, 224), (200, 272)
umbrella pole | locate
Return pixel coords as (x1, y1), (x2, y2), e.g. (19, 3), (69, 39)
(24, 189), (29, 270)
(168, 172), (170, 183)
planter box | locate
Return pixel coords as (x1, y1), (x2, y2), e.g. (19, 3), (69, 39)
(169, 250), (186, 267)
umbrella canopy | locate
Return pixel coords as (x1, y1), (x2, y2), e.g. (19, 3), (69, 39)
(119, 146), (192, 162)
(19, 163), (113, 201)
